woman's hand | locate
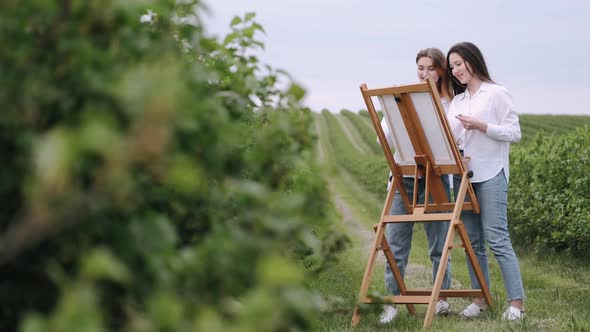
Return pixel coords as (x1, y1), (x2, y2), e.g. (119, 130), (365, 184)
(456, 114), (487, 133)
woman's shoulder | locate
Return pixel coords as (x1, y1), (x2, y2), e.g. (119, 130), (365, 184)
(485, 82), (511, 96)
(484, 82), (514, 106)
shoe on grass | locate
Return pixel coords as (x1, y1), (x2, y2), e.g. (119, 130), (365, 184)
(502, 306), (525, 320)
(435, 300), (450, 316)
(378, 305), (397, 324)
(459, 303), (485, 318)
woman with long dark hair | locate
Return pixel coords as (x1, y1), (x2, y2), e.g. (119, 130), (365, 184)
(446, 42), (526, 320)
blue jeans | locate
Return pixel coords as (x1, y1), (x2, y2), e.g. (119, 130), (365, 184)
(384, 176), (452, 295)
(454, 170), (526, 301)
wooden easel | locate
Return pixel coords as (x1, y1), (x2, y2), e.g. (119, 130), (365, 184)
(351, 79), (493, 329)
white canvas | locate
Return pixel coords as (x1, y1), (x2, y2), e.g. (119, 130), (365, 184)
(409, 92), (455, 165)
(377, 91), (454, 167)
(377, 94), (415, 165)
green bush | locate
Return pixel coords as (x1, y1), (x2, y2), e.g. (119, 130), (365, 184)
(509, 128), (590, 256)
(0, 1), (345, 331)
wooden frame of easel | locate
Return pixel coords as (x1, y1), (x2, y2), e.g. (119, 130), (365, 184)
(351, 79), (493, 329)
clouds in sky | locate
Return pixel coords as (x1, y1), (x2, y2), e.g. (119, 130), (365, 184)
(202, 1), (590, 114)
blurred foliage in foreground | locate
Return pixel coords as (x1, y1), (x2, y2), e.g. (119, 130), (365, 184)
(0, 1), (347, 331)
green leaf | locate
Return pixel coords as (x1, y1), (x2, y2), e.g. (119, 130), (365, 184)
(33, 128), (73, 195)
(230, 15), (242, 26)
(81, 248), (131, 284)
(244, 25), (256, 38)
(258, 255), (303, 286)
(50, 284), (104, 332)
(164, 155), (204, 194)
(287, 83), (306, 102)
(245, 12), (256, 22)
(223, 31), (238, 46)
(148, 292), (184, 330)
(252, 22), (266, 34)
(20, 314), (48, 332)
(252, 40), (265, 50)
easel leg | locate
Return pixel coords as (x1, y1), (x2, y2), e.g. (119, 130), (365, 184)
(351, 306), (361, 327)
(422, 218), (456, 329)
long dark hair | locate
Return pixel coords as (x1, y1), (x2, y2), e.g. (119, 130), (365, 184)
(416, 48), (453, 100)
(446, 42), (494, 95)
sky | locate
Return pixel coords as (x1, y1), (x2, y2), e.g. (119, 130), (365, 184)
(201, 0), (590, 115)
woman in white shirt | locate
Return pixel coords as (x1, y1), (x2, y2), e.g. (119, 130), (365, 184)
(378, 48), (454, 324)
(446, 42), (525, 320)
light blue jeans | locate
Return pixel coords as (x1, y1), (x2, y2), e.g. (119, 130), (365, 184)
(384, 176), (452, 295)
(454, 170), (526, 302)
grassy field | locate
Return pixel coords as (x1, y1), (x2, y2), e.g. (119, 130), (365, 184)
(519, 114), (590, 145)
(309, 112), (590, 331)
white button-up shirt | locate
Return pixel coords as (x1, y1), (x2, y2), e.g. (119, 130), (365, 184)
(447, 82), (521, 183)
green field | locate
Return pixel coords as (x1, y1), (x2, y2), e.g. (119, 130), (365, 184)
(310, 111), (590, 331)
(519, 114), (590, 145)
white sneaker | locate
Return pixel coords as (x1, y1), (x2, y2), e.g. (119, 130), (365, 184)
(378, 305), (397, 324)
(502, 306), (525, 320)
(459, 303), (485, 318)
(435, 300), (450, 316)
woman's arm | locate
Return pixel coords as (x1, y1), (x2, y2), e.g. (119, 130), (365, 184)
(485, 87), (521, 143)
